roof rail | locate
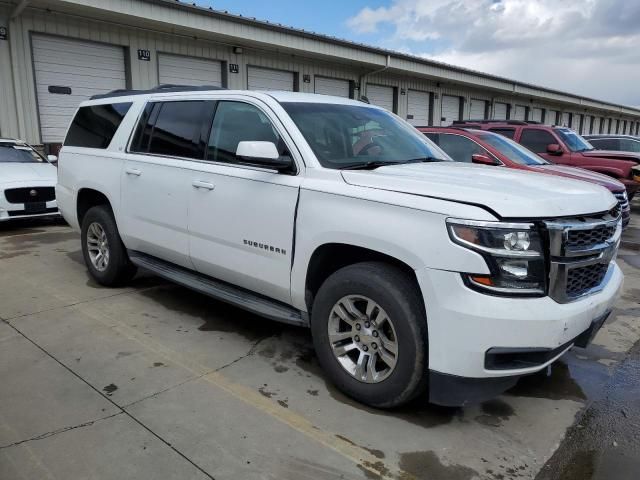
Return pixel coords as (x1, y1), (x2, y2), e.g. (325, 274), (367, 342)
(453, 119), (529, 125)
(90, 84), (227, 100)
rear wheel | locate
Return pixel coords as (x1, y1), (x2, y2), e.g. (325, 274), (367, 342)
(311, 262), (428, 408)
(81, 205), (136, 286)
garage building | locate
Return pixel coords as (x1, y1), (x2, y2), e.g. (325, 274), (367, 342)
(1, 0), (640, 151)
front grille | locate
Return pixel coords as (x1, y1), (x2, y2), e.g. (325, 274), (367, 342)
(567, 225), (616, 249)
(545, 208), (620, 303)
(566, 263), (608, 298)
(4, 187), (55, 204)
(613, 192), (629, 212)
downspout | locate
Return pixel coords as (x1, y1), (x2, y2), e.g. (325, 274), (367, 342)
(11, 0), (30, 18)
(359, 54), (391, 101)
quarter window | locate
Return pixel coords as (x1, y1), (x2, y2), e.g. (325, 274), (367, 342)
(65, 103), (132, 149)
(207, 101), (285, 164)
(618, 139), (640, 152)
(520, 129), (558, 153)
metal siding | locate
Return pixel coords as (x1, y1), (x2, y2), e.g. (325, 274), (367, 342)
(469, 99), (486, 119)
(158, 53), (222, 87)
(247, 66), (294, 91)
(366, 84), (394, 112)
(32, 34), (126, 143)
(440, 95), (460, 126)
(314, 77), (350, 97)
(406, 90), (430, 126)
(493, 102), (508, 120)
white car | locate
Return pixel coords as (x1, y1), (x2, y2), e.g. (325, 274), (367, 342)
(1, 139), (59, 221)
(56, 88), (623, 407)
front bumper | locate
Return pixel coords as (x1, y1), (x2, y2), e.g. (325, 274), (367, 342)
(416, 263), (622, 404)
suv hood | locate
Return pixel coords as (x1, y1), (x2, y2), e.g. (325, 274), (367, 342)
(531, 164), (625, 192)
(1, 162), (57, 184)
(342, 162), (615, 218)
(583, 149), (640, 165)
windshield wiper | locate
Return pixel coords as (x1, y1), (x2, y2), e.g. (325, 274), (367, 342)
(340, 157), (447, 170)
(340, 160), (404, 170)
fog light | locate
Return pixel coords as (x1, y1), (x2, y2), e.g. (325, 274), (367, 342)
(500, 260), (529, 278)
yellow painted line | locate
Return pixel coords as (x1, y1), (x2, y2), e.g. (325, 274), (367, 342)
(74, 302), (413, 480)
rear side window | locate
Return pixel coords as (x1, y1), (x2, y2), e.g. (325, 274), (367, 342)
(130, 101), (209, 159)
(488, 128), (516, 139)
(588, 138), (618, 150)
(64, 103), (132, 148)
(520, 129), (557, 153)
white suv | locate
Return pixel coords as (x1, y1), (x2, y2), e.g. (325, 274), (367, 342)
(56, 87), (623, 407)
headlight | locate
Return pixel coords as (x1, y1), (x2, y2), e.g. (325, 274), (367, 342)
(447, 218), (546, 296)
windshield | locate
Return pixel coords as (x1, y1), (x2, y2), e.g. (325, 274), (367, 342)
(0, 143), (46, 163)
(476, 131), (548, 166)
(555, 128), (594, 152)
(281, 102), (451, 169)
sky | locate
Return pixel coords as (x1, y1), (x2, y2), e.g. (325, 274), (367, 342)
(198, 0), (640, 107)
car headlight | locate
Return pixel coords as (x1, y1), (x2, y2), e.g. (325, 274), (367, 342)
(446, 218), (546, 296)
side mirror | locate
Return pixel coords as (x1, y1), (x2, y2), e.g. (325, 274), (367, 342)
(47, 154), (58, 164)
(471, 153), (498, 166)
(236, 141), (292, 171)
(546, 144), (563, 155)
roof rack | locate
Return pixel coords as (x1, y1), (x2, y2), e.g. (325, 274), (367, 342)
(453, 119), (530, 125)
(90, 84), (227, 100)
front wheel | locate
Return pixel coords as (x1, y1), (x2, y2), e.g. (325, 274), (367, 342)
(81, 205), (136, 286)
(311, 262), (429, 408)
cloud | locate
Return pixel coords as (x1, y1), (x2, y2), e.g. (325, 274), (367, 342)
(346, 0), (640, 106)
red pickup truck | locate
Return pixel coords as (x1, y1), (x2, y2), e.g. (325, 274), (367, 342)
(453, 121), (640, 200)
(418, 126), (632, 227)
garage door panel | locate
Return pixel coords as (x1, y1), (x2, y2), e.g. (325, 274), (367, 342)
(531, 108), (543, 123)
(493, 103), (508, 120)
(314, 77), (350, 97)
(158, 54), (222, 87)
(469, 99), (486, 120)
(513, 105), (527, 121)
(441, 95), (460, 126)
(367, 84), (394, 112)
(33, 35), (126, 143)
(407, 90), (430, 126)
(248, 66), (294, 91)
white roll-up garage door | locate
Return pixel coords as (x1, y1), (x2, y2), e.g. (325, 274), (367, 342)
(366, 84), (395, 112)
(592, 117), (600, 134)
(531, 108), (543, 123)
(314, 77), (350, 97)
(547, 111), (559, 125)
(248, 66), (295, 91)
(513, 105), (527, 121)
(561, 112), (571, 127)
(441, 95), (460, 126)
(469, 99), (487, 120)
(407, 90), (430, 126)
(493, 102), (508, 120)
(32, 35), (126, 143)
(158, 53), (222, 87)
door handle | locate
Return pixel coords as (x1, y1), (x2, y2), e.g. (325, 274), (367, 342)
(125, 167), (142, 176)
(192, 180), (215, 190)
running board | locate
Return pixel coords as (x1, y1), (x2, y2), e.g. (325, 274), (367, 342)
(128, 251), (308, 327)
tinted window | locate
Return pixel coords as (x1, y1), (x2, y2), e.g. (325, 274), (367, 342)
(65, 103), (132, 148)
(588, 138), (619, 150)
(148, 101), (207, 159)
(438, 134), (484, 163)
(282, 102), (449, 169)
(555, 128), (594, 152)
(520, 129), (557, 154)
(207, 101), (285, 164)
(488, 128), (516, 139)
(618, 138), (640, 152)
(476, 132), (547, 166)
(423, 132), (438, 143)
(0, 144), (46, 163)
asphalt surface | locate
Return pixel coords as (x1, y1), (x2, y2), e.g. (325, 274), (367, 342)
(0, 212), (639, 480)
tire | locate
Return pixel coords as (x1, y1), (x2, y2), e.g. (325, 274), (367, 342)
(311, 261), (428, 408)
(81, 205), (136, 286)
